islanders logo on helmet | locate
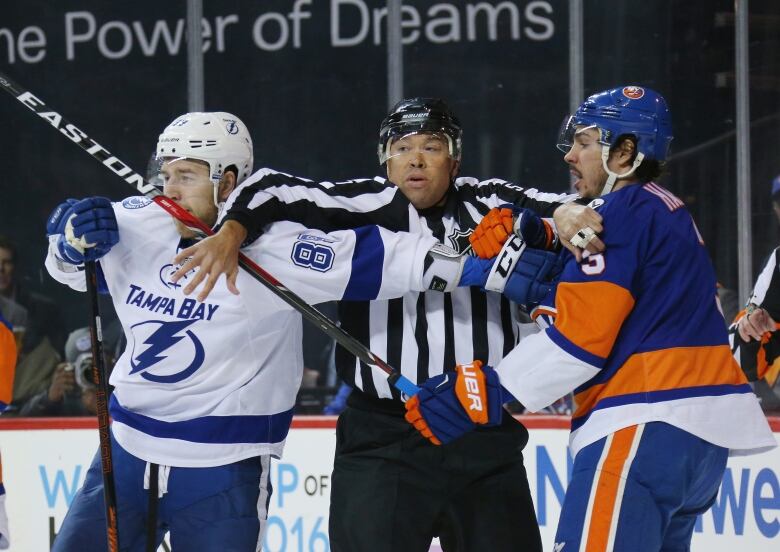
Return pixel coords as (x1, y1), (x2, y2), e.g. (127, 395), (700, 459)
(622, 86), (645, 100)
(558, 85), (673, 162)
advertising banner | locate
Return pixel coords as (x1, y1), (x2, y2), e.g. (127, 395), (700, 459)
(1, 416), (778, 551)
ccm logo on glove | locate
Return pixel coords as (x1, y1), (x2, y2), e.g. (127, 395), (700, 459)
(493, 237), (524, 278)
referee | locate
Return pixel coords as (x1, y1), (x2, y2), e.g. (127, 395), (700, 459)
(177, 98), (603, 551)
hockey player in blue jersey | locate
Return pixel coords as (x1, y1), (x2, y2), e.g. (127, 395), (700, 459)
(0, 310), (16, 550)
(44, 111), (560, 551)
(405, 86), (776, 551)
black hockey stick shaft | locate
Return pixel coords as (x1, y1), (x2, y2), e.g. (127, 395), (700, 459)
(85, 261), (120, 552)
(0, 70), (420, 398)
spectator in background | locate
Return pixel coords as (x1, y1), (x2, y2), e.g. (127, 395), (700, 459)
(730, 174), (780, 412)
(0, 241), (28, 353)
(0, 296), (27, 353)
(0, 236), (65, 350)
(0, 236), (66, 407)
(17, 325), (124, 417)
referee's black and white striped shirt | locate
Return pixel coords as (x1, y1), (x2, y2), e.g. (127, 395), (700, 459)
(730, 247), (780, 380)
(222, 169), (572, 402)
(747, 247), (780, 317)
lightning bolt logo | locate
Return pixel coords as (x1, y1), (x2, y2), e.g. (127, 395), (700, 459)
(129, 319), (205, 383)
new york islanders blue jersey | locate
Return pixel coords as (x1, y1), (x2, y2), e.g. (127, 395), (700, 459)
(0, 314), (14, 546)
(497, 183), (775, 457)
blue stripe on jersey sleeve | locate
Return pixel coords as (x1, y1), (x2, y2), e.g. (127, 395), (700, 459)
(343, 225), (385, 301)
(109, 396), (294, 445)
(546, 325), (606, 369)
(570, 382), (753, 431)
(96, 261), (110, 295)
(0, 312), (11, 332)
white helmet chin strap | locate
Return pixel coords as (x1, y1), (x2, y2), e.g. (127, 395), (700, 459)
(599, 145), (645, 196)
(212, 182), (221, 209)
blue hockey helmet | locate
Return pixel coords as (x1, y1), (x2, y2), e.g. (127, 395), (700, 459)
(558, 86), (673, 195)
(558, 86), (673, 161)
(772, 174), (780, 200)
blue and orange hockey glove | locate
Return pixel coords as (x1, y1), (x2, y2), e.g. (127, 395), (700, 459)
(404, 360), (506, 445)
(469, 206), (555, 259)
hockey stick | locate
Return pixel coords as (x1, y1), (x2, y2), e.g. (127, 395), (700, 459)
(0, 70), (420, 398)
(84, 260), (120, 552)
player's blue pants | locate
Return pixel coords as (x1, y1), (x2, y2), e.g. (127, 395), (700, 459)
(554, 422), (728, 552)
(52, 430), (272, 552)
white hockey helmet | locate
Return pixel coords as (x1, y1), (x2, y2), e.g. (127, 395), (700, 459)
(156, 112), (254, 186)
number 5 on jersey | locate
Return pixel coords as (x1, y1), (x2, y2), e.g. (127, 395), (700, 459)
(581, 252), (605, 275)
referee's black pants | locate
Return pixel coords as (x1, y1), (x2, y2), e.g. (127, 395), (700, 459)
(329, 394), (542, 552)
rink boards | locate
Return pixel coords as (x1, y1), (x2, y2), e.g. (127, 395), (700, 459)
(1, 415), (778, 552)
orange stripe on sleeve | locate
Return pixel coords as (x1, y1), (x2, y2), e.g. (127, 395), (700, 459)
(555, 281), (635, 358)
(585, 425), (639, 552)
(0, 324), (16, 406)
(573, 345), (745, 418)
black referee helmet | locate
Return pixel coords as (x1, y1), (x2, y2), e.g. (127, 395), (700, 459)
(377, 97), (462, 164)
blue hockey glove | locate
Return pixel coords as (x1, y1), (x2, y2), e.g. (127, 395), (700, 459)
(470, 206), (556, 259)
(459, 236), (563, 306)
(46, 199), (78, 234)
(46, 197), (119, 264)
(513, 206), (556, 250)
(405, 361), (505, 445)
(497, 245), (563, 306)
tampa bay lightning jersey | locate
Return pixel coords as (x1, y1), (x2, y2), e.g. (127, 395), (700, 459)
(45, 196), (439, 466)
(497, 183), (776, 458)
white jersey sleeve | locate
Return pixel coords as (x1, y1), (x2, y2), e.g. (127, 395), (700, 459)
(244, 221), (440, 305)
(0, 489), (8, 549)
(44, 232), (94, 292)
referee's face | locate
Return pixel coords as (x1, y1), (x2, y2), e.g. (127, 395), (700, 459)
(386, 133), (459, 209)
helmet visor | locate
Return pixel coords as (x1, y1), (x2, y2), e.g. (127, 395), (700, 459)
(381, 132), (455, 164)
(556, 116), (603, 154)
(153, 155), (216, 194)
(146, 153), (165, 192)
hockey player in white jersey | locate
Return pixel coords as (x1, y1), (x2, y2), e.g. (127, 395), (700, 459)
(44, 112), (560, 551)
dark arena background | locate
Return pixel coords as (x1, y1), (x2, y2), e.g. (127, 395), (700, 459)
(0, 1), (778, 551)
